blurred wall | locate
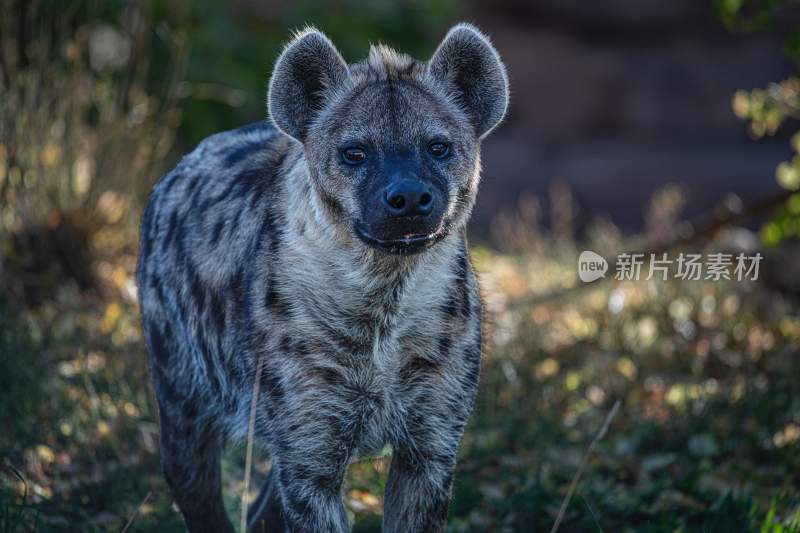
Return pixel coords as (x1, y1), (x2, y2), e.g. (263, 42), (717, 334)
(464, 0), (793, 237)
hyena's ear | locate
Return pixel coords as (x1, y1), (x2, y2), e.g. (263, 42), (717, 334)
(268, 28), (350, 142)
(427, 23), (509, 139)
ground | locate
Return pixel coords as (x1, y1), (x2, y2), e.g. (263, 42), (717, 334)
(1, 236), (800, 532)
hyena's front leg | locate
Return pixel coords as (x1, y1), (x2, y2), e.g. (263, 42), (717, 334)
(384, 344), (481, 532)
(264, 396), (354, 533)
(383, 443), (460, 533)
(383, 392), (474, 532)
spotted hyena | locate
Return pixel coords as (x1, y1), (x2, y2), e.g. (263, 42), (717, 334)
(137, 23), (508, 533)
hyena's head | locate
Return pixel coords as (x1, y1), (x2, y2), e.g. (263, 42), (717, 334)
(268, 23), (508, 255)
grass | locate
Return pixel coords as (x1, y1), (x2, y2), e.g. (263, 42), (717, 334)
(1, 234), (799, 532)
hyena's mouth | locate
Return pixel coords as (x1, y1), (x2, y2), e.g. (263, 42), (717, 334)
(354, 225), (448, 255)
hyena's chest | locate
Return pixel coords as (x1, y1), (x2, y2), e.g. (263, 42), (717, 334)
(257, 259), (469, 456)
(304, 302), (447, 457)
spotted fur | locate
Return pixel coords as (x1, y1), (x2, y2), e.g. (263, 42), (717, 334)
(137, 23), (508, 533)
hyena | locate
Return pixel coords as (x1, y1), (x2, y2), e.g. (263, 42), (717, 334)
(137, 23), (508, 532)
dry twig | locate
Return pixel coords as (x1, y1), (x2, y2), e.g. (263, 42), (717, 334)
(121, 491), (152, 533)
(550, 400), (621, 533)
(240, 355), (265, 533)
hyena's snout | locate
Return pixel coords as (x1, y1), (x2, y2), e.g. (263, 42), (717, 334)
(355, 167), (450, 255)
(382, 177), (435, 218)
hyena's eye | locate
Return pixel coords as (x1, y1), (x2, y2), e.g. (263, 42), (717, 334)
(341, 147), (367, 165)
(428, 141), (450, 158)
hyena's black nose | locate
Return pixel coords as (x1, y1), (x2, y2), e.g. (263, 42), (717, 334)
(382, 179), (434, 217)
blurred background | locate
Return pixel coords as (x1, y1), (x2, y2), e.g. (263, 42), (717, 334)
(2, 0), (800, 531)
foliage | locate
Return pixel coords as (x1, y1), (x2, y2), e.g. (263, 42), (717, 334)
(0, 299), (43, 445)
(716, 0), (800, 244)
(715, 0), (800, 61)
(0, 0), (186, 225)
(446, 241), (800, 532)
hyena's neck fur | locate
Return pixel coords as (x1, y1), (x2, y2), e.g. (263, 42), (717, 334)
(277, 143), (466, 363)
